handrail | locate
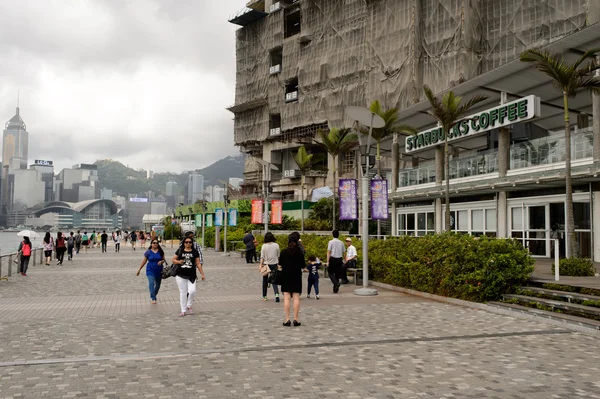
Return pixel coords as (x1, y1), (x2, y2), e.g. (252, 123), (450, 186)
(0, 247), (45, 279)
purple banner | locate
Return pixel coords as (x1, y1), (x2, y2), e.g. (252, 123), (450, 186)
(338, 179), (358, 220)
(371, 179), (388, 220)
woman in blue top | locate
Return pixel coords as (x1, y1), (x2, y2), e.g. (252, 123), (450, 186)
(136, 239), (166, 304)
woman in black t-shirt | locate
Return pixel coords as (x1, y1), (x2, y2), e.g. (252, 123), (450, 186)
(172, 238), (205, 317)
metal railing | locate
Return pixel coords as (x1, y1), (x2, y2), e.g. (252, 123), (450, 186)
(0, 247), (44, 279)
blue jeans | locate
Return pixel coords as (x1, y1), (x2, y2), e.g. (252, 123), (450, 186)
(147, 274), (162, 300)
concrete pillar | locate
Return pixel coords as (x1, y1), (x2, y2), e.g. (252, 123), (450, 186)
(497, 191), (508, 238)
(435, 146), (444, 185)
(498, 128), (510, 177)
(391, 203), (397, 236)
(435, 198), (443, 233)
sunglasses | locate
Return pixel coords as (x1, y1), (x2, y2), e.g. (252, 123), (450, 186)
(151, 242), (158, 244)
(184, 241), (193, 244)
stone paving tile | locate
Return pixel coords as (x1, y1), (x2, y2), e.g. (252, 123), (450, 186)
(0, 246), (599, 398)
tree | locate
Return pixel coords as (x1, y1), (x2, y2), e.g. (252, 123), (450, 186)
(364, 100), (417, 177)
(423, 85), (488, 232)
(521, 48), (600, 257)
(314, 128), (359, 230)
(293, 145), (326, 232)
(362, 100), (416, 235)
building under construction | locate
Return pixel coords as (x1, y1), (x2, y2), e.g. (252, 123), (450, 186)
(229, 0), (600, 260)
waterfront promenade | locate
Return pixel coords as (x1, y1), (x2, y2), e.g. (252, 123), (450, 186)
(1, 246), (599, 398)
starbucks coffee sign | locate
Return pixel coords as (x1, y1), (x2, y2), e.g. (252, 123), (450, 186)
(405, 95), (540, 153)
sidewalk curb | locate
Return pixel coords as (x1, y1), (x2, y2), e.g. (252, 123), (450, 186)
(370, 281), (600, 338)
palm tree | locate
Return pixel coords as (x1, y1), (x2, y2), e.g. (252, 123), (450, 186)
(521, 48), (600, 257)
(423, 85), (488, 232)
(362, 100), (416, 235)
(314, 128), (359, 230)
(293, 145), (326, 232)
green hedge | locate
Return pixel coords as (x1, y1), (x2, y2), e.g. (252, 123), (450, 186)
(552, 257), (596, 277)
(258, 233), (533, 303)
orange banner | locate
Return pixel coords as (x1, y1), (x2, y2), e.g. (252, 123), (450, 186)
(270, 200), (282, 224)
(251, 199), (263, 224)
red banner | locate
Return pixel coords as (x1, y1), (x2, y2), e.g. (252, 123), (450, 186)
(251, 199), (263, 224)
(270, 200), (283, 224)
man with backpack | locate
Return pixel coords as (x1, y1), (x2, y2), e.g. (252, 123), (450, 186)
(101, 230), (109, 253)
(75, 230), (82, 254)
(67, 232), (76, 261)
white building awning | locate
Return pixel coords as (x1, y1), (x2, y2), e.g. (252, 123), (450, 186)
(383, 23), (600, 159)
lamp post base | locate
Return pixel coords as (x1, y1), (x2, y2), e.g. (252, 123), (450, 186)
(354, 287), (378, 296)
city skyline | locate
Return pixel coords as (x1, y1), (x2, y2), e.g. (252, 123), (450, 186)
(0, 1), (245, 174)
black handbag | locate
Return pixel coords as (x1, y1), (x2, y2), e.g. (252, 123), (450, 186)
(161, 261), (177, 280)
(267, 268), (282, 285)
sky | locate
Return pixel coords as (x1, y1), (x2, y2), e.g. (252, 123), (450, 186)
(0, 0), (245, 173)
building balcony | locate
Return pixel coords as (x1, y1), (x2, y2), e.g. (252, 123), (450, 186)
(399, 129), (594, 189)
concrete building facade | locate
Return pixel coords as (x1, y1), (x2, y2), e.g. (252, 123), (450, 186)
(187, 173), (204, 205)
(229, 0), (600, 260)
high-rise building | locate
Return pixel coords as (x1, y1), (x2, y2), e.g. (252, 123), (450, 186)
(166, 181), (178, 196)
(187, 173), (204, 205)
(31, 160), (55, 203)
(2, 106), (28, 173)
(56, 164), (99, 202)
(2, 106), (28, 212)
(147, 170), (154, 179)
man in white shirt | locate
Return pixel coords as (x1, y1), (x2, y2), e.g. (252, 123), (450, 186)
(342, 237), (357, 284)
(327, 230), (346, 293)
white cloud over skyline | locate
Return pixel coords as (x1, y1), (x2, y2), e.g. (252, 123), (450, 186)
(0, 0), (244, 173)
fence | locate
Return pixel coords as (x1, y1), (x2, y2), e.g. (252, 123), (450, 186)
(0, 247), (44, 279)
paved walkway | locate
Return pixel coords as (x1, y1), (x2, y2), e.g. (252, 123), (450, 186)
(1, 245), (599, 398)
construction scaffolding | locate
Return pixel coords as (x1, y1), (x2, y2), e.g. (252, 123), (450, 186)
(230, 0), (594, 185)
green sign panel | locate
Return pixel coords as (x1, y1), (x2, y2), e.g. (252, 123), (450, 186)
(405, 95), (539, 153)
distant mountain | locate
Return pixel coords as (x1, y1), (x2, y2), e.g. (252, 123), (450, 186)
(95, 154), (244, 197)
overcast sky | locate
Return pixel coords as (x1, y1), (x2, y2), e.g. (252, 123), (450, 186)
(0, 0), (245, 173)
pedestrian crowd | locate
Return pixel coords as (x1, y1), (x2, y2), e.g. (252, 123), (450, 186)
(249, 229), (357, 327)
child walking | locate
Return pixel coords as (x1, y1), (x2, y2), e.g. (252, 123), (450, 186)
(305, 255), (321, 299)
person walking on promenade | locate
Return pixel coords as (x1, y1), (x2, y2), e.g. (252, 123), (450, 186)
(290, 231), (305, 255)
(136, 238), (166, 304)
(75, 230), (82, 254)
(90, 231), (96, 249)
(55, 232), (67, 265)
(101, 230), (108, 253)
(67, 232), (75, 261)
(280, 233), (305, 327)
(17, 236), (32, 276)
(326, 230), (346, 294)
(114, 231), (121, 252)
(243, 230), (255, 264)
(43, 232), (53, 266)
(130, 230), (138, 250)
(139, 231), (146, 248)
(172, 237), (205, 317)
(82, 232), (89, 253)
(342, 237), (357, 284)
(305, 255), (321, 299)
(259, 232), (280, 302)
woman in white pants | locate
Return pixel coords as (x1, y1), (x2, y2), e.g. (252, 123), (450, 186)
(172, 238), (205, 317)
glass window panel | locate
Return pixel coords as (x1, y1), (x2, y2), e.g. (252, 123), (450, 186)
(417, 213), (426, 230)
(426, 212), (435, 230)
(417, 230), (427, 237)
(457, 210), (468, 230)
(446, 211), (456, 230)
(472, 210), (483, 230)
(511, 208), (522, 230)
(528, 206), (546, 229)
(407, 213), (415, 231)
(574, 203), (591, 230)
(486, 209), (496, 231)
(398, 214), (406, 232)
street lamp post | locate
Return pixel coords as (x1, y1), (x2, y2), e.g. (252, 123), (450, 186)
(255, 159), (279, 235)
(223, 184), (229, 257)
(345, 106), (385, 296)
(201, 201), (206, 250)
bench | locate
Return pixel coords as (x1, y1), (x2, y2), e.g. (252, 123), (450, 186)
(236, 248), (247, 258)
(347, 268), (363, 285)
